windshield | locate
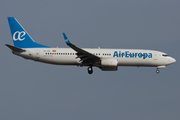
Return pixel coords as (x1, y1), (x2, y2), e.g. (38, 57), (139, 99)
(162, 54), (169, 57)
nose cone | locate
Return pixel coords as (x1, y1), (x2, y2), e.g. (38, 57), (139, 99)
(172, 58), (176, 63)
(169, 57), (176, 64)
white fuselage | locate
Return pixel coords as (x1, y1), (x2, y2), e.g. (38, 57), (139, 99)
(7, 17), (176, 74)
(13, 48), (176, 68)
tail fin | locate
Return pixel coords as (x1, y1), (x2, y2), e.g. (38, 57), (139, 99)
(7, 17), (50, 48)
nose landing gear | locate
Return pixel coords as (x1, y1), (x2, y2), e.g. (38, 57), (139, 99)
(156, 66), (166, 74)
(156, 69), (160, 74)
(87, 66), (93, 74)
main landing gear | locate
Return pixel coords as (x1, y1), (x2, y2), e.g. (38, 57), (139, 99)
(87, 66), (93, 74)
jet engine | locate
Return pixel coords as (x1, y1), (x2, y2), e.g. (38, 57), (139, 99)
(100, 58), (118, 71)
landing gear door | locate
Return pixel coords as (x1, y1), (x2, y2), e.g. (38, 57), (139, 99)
(154, 53), (158, 60)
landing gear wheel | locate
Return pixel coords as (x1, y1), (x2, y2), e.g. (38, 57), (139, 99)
(156, 69), (160, 74)
(87, 67), (93, 74)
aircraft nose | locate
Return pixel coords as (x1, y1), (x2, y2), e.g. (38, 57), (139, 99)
(172, 58), (176, 63)
(169, 57), (176, 64)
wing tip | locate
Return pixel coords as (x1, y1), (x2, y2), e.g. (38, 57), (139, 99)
(62, 33), (72, 45)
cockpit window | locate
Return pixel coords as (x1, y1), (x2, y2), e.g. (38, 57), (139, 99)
(162, 54), (169, 57)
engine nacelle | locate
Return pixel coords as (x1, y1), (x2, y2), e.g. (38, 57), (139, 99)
(100, 58), (118, 71)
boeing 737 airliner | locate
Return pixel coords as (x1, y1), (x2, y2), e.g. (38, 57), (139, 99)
(6, 17), (176, 74)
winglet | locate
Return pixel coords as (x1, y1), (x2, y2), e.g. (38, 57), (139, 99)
(63, 33), (72, 45)
(62, 33), (100, 61)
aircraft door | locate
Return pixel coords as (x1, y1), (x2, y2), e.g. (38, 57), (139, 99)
(154, 53), (158, 60)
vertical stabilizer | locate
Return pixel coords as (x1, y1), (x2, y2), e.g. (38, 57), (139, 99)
(7, 17), (50, 48)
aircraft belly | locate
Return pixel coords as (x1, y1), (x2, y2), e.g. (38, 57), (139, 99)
(150, 60), (165, 66)
(39, 56), (77, 65)
(117, 58), (151, 66)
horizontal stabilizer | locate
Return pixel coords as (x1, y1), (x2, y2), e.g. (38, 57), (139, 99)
(5, 44), (25, 52)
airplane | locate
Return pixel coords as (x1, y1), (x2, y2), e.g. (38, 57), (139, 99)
(6, 17), (176, 74)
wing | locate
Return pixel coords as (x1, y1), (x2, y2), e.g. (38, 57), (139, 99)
(63, 33), (100, 64)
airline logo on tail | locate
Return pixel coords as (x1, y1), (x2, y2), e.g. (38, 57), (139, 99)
(7, 17), (50, 48)
(13, 31), (26, 41)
